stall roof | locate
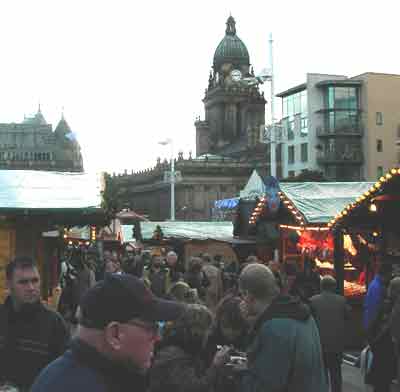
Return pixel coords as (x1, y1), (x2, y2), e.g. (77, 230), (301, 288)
(0, 170), (102, 212)
(122, 221), (235, 242)
(280, 182), (374, 224)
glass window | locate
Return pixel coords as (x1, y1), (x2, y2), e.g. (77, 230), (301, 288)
(282, 97), (288, 118)
(300, 116), (308, 136)
(376, 112), (383, 126)
(294, 94), (301, 114)
(377, 166), (384, 179)
(377, 139), (383, 152)
(288, 146), (295, 164)
(300, 91), (307, 115)
(301, 143), (308, 162)
(325, 86), (359, 110)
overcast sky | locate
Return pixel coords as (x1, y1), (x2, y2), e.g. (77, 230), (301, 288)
(0, 0), (399, 174)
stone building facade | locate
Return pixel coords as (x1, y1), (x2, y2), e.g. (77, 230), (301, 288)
(112, 16), (267, 221)
(0, 107), (83, 172)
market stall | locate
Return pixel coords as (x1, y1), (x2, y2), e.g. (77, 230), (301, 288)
(330, 168), (400, 289)
(121, 221), (251, 268)
(0, 170), (105, 302)
(248, 181), (373, 296)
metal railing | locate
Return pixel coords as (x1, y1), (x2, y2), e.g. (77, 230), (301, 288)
(316, 125), (363, 137)
(317, 150), (363, 164)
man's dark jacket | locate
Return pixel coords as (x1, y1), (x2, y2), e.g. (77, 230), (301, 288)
(31, 339), (148, 392)
(309, 291), (350, 354)
(0, 296), (69, 390)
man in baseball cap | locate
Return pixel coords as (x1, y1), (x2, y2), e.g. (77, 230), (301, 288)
(31, 274), (185, 392)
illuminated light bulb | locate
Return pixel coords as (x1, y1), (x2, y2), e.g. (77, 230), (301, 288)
(343, 210), (348, 215)
(397, 169), (400, 174)
(386, 173), (392, 180)
(288, 206), (294, 210)
(373, 231), (379, 237)
(391, 168), (397, 175)
(369, 203), (377, 212)
(364, 191), (370, 197)
(356, 197), (361, 203)
(380, 176), (386, 182)
(361, 195), (366, 201)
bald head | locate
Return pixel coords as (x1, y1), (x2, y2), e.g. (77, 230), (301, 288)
(320, 275), (337, 293)
(389, 277), (400, 301)
(239, 263), (279, 302)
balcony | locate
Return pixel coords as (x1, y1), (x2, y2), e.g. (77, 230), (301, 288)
(316, 124), (363, 138)
(317, 150), (363, 165)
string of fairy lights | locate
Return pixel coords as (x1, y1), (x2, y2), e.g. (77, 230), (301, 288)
(328, 168), (400, 229)
(247, 167), (400, 232)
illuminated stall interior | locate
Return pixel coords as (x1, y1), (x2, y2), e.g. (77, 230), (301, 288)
(331, 168), (400, 292)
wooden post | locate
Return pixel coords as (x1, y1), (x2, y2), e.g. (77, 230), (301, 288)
(333, 228), (345, 295)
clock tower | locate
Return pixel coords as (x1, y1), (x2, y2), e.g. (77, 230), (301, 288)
(195, 16), (266, 160)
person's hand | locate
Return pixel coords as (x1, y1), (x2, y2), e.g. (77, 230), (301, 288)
(212, 345), (231, 367)
(240, 300), (258, 326)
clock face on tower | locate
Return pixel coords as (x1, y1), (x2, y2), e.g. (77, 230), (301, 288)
(231, 69), (242, 82)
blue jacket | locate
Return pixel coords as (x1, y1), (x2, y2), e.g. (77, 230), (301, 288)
(30, 339), (147, 392)
(242, 296), (328, 392)
(363, 275), (384, 330)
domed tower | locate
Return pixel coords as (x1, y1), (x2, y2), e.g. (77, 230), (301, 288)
(195, 16), (266, 157)
(54, 114), (84, 172)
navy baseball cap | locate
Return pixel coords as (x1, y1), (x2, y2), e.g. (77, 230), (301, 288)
(79, 273), (184, 329)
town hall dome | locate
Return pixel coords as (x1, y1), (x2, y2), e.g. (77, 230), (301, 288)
(213, 16), (250, 70)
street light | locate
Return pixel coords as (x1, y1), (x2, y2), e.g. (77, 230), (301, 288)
(158, 138), (175, 221)
(232, 33), (280, 177)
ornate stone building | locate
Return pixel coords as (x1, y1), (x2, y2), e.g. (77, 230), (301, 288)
(112, 16), (267, 221)
(0, 107), (83, 172)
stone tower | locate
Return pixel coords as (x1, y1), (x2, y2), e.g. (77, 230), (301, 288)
(195, 16), (266, 159)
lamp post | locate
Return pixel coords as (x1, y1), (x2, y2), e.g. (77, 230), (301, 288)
(159, 138), (175, 221)
(234, 33), (279, 177)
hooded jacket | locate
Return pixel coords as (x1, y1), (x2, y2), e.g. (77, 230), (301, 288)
(242, 295), (328, 392)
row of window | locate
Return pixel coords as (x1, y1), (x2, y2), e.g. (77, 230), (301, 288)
(288, 143), (308, 164)
(0, 151), (53, 161)
(325, 87), (359, 111)
(282, 90), (307, 118)
(282, 114), (308, 140)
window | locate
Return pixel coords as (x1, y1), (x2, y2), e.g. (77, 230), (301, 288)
(377, 139), (383, 152)
(288, 146), (295, 164)
(376, 112), (383, 126)
(288, 170), (295, 178)
(301, 143), (308, 162)
(326, 87), (358, 110)
(377, 166), (384, 179)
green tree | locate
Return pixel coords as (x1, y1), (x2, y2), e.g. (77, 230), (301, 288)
(101, 173), (124, 224)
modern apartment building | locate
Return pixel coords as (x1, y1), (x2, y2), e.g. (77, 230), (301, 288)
(276, 72), (400, 181)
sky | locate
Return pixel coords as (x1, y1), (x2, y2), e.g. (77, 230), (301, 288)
(0, 0), (399, 175)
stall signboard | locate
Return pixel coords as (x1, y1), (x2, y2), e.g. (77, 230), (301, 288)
(264, 176), (280, 215)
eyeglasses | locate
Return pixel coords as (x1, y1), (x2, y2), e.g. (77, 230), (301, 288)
(123, 319), (160, 338)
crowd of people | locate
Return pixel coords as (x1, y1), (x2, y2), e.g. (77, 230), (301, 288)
(1, 247), (400, 392)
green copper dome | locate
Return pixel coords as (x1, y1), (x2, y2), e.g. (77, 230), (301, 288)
(213, 16), (250, 70)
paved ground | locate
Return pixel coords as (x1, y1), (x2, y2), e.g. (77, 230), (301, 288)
(342, 363), (397, 391)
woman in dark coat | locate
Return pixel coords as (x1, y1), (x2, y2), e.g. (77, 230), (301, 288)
(149, 304), (230, 392)
(366, 292), (396, 392)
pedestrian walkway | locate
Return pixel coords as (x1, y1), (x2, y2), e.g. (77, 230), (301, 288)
(343, 363), (396, 391)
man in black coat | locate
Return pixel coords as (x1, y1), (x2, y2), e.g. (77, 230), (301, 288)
(31, 273), (185, 392)
(0, 256), (69, 390)
(310, 275), (350, 392)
